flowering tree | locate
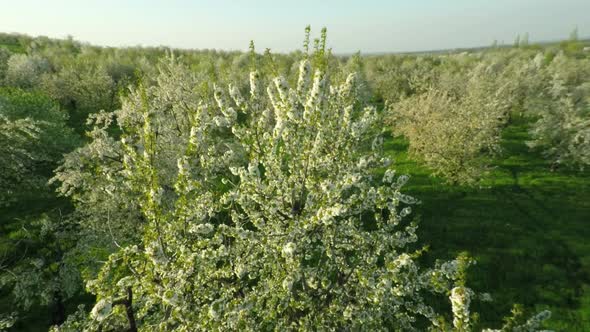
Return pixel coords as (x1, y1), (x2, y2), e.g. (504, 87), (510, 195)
(0, 47), (12, 82)
(0, 87), (78, 206)
(0, 88), (81, 326)
(40, 63), (117, 129)
(0, 214), (83, 326)
(387, 59), (516, 185)
(51, 31), (551, 331)
(4, 53), (51, 88)
(364, 54), (441, 104)
(526, 53), (590, 169)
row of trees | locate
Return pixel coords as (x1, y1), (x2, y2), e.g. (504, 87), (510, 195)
(367, 46), (589, 184)
(526, 53), (590, 169)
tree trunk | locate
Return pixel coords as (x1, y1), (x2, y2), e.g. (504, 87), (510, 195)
(124, 287), (138, 332)
(52, 292), (66, 326)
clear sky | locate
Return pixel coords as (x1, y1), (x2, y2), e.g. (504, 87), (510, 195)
(1, 0), (588, 53)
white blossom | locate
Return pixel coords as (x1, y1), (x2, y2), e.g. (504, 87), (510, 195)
(90, 299), (112, 322)
(282, 242), (296, 257)
(450, 286), (473, 330)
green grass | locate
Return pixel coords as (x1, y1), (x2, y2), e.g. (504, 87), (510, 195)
(0, 43), (25, 54)
(383, 117), (590, 330)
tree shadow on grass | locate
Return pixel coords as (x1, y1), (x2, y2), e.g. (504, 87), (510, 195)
(411, 184), (590, 330)
(393, 117), (590, 330)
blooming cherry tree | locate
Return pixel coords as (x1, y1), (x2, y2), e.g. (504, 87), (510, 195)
(52, 30), (551, 331)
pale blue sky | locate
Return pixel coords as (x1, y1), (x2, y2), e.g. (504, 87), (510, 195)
(0, 0), (588, 53)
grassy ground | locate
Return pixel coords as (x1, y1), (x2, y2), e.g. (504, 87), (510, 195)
(0, 43), (25, 54)
(383, 116), (590, 330)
